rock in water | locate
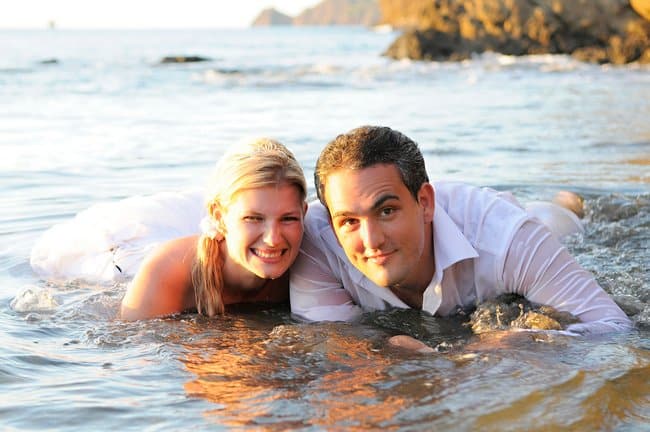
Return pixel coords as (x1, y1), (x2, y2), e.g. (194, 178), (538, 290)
(468, 293), (580, 334)
(511, 311), (563, 331)
(159, 56), (211, 64)
(380, 0), (650, 64)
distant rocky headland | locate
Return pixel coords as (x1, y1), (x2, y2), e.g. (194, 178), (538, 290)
(380, 0), (650, 64)
(252, 0), (650, 64)
(252, 0), (381, 26)
(253, 8), (293, 26)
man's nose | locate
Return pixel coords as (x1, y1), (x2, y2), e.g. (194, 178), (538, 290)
(360, 219), (384, 250)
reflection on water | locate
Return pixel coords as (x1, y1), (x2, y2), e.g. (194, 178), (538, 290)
(183, 335), (288, 428)
(174, 310), (650, 430)
(180, 317), (406, 429)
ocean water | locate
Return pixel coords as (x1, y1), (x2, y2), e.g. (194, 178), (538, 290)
(1, 27), (649, 430)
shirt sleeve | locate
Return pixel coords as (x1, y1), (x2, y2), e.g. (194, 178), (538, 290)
(501, 220), (632, 334)
(290, 226), (363, 322)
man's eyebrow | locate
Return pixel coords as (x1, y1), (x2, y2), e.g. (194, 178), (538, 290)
(331, 194), (400, 219)
(372, 194), (400, 211)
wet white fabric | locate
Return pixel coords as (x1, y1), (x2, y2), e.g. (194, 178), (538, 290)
(30, 190), (205, 282)
(525, 201), (584, 239)
(503, 221), (630, 334)
(290, 182), (632, 334)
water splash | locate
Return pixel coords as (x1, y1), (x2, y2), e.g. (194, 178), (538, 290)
(10, 285), (59, 312)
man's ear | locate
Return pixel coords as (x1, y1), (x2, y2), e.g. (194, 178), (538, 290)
(417, 183), (435, 223)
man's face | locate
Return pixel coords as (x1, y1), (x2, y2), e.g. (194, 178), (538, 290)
(323, 164), (435, 290)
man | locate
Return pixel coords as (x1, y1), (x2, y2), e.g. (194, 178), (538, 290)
(290, 126), (631, 335)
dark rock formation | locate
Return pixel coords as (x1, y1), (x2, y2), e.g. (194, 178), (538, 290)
(468, 293), (580, 334)
(251, 8), (293, 26)
(380, 0), (650, 64)
(251, 0), (381, 26)
(159, 56), (211, 64)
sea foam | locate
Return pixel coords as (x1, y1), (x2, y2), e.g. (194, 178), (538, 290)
(10, 285), (59, 312)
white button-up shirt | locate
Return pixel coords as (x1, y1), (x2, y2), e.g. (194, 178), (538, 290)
(290, 182), (631, 334)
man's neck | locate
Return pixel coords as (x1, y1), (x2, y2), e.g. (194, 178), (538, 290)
(389, 284), (424, 309)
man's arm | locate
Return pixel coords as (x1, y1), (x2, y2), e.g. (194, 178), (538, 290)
(502, 220), (632, 334)
(290, 221), (362, 322)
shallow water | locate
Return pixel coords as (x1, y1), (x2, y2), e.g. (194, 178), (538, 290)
(1, 27), (649, 430)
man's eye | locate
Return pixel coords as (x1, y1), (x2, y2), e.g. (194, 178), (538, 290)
(380, 207), (395, 217)
(281, 216), (300, 222)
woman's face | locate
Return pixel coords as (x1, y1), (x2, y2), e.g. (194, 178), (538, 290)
(220, 183), (306, 283)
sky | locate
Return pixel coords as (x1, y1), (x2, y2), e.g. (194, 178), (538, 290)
(0, 0), (322, 29)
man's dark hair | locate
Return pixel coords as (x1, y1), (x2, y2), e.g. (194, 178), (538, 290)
(315, 125), (429, 206)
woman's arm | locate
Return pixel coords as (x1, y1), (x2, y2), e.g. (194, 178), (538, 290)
(120, 236), (197, 320)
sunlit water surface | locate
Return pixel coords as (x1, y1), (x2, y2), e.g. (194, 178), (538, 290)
(1, 27), (649, 430)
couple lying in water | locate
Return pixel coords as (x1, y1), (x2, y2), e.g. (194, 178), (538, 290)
(31, 125), (632, 342)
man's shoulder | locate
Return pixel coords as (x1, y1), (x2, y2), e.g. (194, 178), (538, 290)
(302, 200), (350, 263)
(432, 181), (528, 251)
(306, 200), (330, 228)
(433, 181), (497, 201)
(304, 200), (337, 245)
(433, 181), (524, 213)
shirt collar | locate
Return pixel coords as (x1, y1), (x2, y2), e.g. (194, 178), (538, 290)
(419, 205), (479, 315)
(432, 204), (479, 275)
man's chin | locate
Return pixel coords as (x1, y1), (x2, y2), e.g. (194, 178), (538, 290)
(355, 262), (394, 287)
(366, 274), (393, 288)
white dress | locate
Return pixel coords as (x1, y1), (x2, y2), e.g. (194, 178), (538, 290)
(30, 190), (205, 283)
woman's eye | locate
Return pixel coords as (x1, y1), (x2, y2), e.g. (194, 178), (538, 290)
(243, 216), (263, 222)
(281, 216), (300, 222)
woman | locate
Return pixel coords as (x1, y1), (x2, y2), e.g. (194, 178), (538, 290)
(120, 138), (308, 320)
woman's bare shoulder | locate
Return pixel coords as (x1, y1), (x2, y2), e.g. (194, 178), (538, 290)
(120, 235), (199, 320)
(153, 235), (199, 262)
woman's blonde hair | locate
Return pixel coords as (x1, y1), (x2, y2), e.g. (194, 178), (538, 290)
(191, 138), (307, 316)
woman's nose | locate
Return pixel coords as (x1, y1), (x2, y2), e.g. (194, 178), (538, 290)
(263, 221), (282, 245)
